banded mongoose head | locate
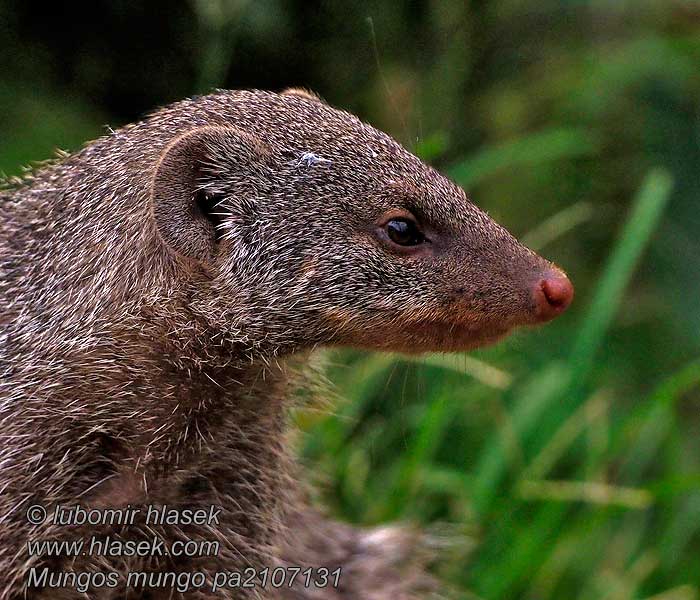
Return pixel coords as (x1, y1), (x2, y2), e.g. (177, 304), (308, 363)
(150, 88), (572, 356)
(3, 88), (573, 366)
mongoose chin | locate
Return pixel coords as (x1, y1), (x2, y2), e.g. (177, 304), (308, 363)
(0, 88), (572, 599)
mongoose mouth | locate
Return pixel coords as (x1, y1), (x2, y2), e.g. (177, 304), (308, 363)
(390, 320), (516, 354)
(323, 269), (573, 354)
(327, 314), (518, 354)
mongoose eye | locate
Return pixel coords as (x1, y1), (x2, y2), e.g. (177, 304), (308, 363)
(385, 218), (425, 246)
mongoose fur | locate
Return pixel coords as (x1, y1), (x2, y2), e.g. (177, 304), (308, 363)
(0, 88), (573, 599)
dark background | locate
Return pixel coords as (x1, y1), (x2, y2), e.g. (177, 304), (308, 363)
(2, 1), (699, 598)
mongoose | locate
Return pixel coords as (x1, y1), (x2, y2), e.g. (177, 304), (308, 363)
(0, 88), (573, 599)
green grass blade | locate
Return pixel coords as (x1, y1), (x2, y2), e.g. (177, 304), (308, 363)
(395, 352), (513, 390)
(613, 358), (700, 481)
(471, 169), (673, 515)
(521, 201), (594, 252)
(471, 362), (573, 514)
(569, 169), (674, 383)
(448, 127), (599, 188)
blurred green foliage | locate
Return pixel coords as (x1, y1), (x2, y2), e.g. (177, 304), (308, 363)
(2, 1), (699, 598)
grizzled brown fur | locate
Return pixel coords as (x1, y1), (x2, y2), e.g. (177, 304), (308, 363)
(0, 89), (570, 599)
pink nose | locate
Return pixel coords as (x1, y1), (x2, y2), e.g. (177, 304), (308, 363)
(533, 271), (574, 321)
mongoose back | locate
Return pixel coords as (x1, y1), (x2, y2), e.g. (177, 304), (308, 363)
(0, 89), (573, 599)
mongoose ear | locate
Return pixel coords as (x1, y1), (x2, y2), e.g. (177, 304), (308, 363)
(281, 87), (326, 103)
(150, 126), (270, 265)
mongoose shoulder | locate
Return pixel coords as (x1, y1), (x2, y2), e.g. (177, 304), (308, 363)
(0, 88), (573, 600)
